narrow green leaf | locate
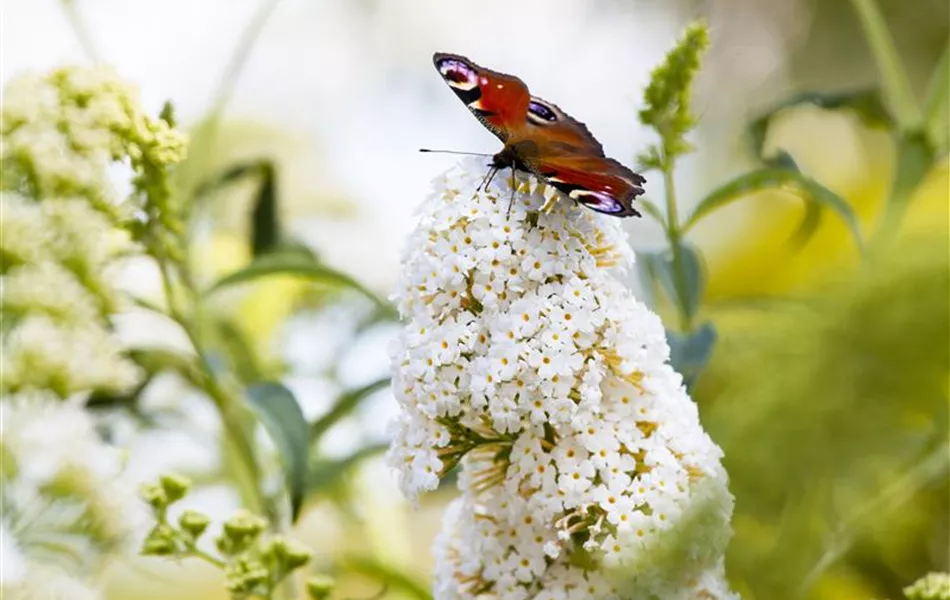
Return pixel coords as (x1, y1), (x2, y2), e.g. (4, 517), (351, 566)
(922, 42), (949, 152)
(158, 101), (177, 128)
(308, 443), (388, 493)
(206, 252), (394, 315)
(666, 323), (717, 390)
(636, 244), (705, 322)
(749, 89), (893, 158)
(635, 251), (663, 309)
(340, 555), (432, 600)
(128, 348), (204, 387)
(215, 319), (263, 383)
(849, 0), (921, 130)
(636, 198), (667, 228)
(195, 159), (267, 197)
(251, 162), (279, 256)
(666, 243), (704, 322)
(310, 378), (390, 442)
(787, 200), (823, 251)
(682, 168), (863, 252)
(876, 130), (935, 241)
(246, 382), (310, 521)
(763, 150), (800, 173)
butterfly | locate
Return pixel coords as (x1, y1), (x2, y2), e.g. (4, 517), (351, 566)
(431, 52), (645, 217)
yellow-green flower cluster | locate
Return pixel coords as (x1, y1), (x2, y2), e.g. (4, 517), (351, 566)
(0, 66), (186, 398)
(637, 21), (709, 169)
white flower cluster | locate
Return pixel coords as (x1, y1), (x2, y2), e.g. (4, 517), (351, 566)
(0, 66), (185, 599)
(388, 160), (735, 599)
(0, 395), (144, 600)
(1, 66), (185, 398)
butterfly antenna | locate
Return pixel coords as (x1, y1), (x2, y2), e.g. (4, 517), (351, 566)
(419, 148), (494, 157)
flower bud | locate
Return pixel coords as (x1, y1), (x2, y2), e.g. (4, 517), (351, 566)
(306, 575), (335, 600)
(141, 524), (179, 556)
(159, 473), (191, 504)
(218, 510), (268, 555)
(272, 537), (312, 571)
(225, 558), (270, 595)
(139, 482), (167, 511)
(178, 509), (210, 539)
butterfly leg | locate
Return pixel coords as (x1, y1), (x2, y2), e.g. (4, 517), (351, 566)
(476, 166), (498, 193)
(506, 167), (517, 218)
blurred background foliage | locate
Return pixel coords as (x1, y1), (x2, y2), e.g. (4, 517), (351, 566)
(2, 0), (946, 599)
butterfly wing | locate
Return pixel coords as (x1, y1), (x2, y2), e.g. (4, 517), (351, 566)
(433, 52), (530, 143)
(514, 96), (645, 217)
(534, 156), (645, 217)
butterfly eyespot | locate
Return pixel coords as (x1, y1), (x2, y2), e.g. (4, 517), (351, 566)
(436, 58), (479, 91)
(527, 100), (558, 124)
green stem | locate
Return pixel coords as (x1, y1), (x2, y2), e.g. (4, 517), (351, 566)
(849, 0), (921, 131)
(797, 440), (950, 598)
(60, 0), (100, 62)
(661, 150), (693, 332)
(183, 543), (227, 569)
(155, 244), (267, 517)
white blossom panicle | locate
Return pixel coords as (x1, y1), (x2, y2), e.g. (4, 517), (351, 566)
(0, 396), (144, 600)
(0, 66), (186, 599)
(388, 159), (736, 599)
(1, 66), (186, 398)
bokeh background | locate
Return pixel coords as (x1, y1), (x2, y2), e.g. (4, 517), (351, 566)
(2, 1), (947, 599)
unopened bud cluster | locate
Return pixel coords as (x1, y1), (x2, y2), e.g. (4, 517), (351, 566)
(388, 161), (736, 599)
(140, 474), (330, 600)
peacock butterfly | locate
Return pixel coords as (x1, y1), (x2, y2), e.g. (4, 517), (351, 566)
(431, 52), (645, 217)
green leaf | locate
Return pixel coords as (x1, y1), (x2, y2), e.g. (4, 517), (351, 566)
(683, 168), (864, 252)
(195, 159), (267, 197)
(922, 42), (949, 152)
(637, 243), (705, 322)
(666, 323), (717, 390)
(340, 555), (432, 600)
(787, 200), (824, 251)
(308, 443), (388, 493)
(128, 348), (204, 387)
(749, 89), (893, 159)
(192, 159), (282, 256)
(206, 252), (394, 315)
(251, 161), (278, 256)
(310, 378), (390, 442)
(665, 243), (704, 322)
(246, 382), (309, 521)
(876, 130), (935, 241)
(849, 0), (921, 130)
(636, 198), (667, 228)
(636, 251), (663, 309)
(159, 101), (177, 128)
(215, 319), (263, 383)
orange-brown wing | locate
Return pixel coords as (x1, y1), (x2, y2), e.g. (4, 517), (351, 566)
(532, 156), (645, 217)
(512, 96), (645, 217)
(433, 52), (530, 143)
(522, 96), (605, 157)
